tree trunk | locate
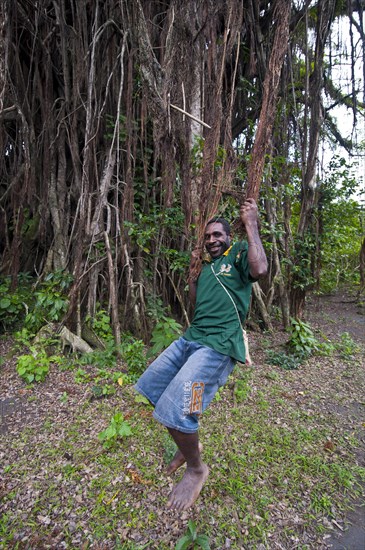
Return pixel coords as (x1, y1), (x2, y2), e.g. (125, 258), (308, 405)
(265, 197), (290, 328)
(252, 282), (273, 331)
(290, 0), (337, 318)
(245, 0), (290, 201)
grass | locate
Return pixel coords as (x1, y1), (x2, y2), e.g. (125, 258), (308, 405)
(1, 336), (364, 549)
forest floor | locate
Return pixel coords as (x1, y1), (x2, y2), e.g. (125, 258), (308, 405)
(0, 289), (364, 549)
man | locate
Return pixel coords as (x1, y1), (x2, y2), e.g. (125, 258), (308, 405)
(135, 198), (267, 511)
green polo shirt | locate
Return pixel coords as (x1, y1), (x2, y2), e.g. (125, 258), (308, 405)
(184, 241), (254, 363)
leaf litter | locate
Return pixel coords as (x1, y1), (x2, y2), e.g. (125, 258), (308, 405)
(0, 291), (364, 549)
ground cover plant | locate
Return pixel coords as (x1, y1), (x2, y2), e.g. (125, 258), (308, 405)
(0, 291), (364, 549)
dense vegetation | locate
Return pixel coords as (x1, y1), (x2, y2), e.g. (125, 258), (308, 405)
(0, 0), (364, 348)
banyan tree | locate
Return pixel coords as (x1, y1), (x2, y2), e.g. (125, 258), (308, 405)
(0, 0), (363, 340)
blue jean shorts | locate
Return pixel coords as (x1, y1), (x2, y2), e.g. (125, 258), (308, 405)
(134, 337), (235, 433)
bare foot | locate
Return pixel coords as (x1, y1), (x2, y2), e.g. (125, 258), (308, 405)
(166, 443), (203, 476)
(167, 464), (209, 511)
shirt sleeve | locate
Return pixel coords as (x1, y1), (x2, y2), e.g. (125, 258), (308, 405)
(232, 241), (257, 284)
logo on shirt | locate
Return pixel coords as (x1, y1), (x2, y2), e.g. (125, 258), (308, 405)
(217, 263), (232, 276)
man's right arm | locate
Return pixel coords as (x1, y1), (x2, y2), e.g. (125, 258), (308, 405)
(240, 199), (268, 280)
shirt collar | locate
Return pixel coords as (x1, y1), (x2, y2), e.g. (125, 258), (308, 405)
(203, 245), (232, 263)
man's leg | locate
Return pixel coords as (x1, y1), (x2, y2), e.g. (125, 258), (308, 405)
(166, 427), (209, 511)
(151, 343), (234, 509)
(134, 338), (186, 408)
(166, 441), (203, 475)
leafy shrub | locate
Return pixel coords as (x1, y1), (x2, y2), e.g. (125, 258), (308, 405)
(0, 276), (31, 332)
(80, 341), (118, 369)
(175, 520), (210, 550)
(24, 270), (73, 332)
(86, 308), (114, 343)
(266, 318), (319, 370)
(13, 328), (35, 349)
(287, 318), (319, 356)
(336, 331), (360, 359)
(148, 315), (183, 358)
(266, 349), (306, 370)
(91, 383), (116, 399)
(79, 335), (146, 381)
(74, 367), (90, 384)
(234, 376), (252, 401)
(16, 348), (60, 383)
(120, 336), (146, 377)
(98, 412), (132, 450)
(317, 158), (362, 292)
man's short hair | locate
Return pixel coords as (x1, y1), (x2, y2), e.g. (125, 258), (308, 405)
(206, 217), (231, 235)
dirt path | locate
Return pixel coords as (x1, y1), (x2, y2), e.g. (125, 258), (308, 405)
(307, 292), (365, 343)
(306, 292), (365, 550)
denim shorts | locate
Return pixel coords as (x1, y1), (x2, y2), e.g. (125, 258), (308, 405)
(134, 337), (235, 433)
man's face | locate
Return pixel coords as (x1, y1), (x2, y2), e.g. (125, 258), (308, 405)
(204, 222), (231, 259)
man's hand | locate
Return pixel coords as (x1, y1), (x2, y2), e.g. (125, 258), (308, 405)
(240, 198), (259, 228)
(188, 248), (202, 283)
(190, 247), (202, 271)
(188, 248), (202, 304)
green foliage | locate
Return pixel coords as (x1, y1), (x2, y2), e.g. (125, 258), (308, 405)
(124, 217), (157, 254)
(266, 318), (320, 370)
(74, 367), (90, 384)
(335, 332), (360, 359)
(120, 336), (146, 377)
(0, 291), (24, 329)
(287, 318), (319, 356)
(80, 335), (146, 381)
(124, 206), (185, 256)
(162, 433), (178, 465)
(86, 308), (114, 343)
(289, 234), (316, 291)
(266, 349), (306, 370)
(146, 296), (166, 321)
(234, 375), (252, 402)
(98, 412), (132, 450)
(24, 270), (73, 332)
(285, 156), (363, 294)
(79, 333), (147, 383)
(16, 348), (60, 383)
(214, 144), (227, 170)
(310, 158), (361, 292)
(91, 384), (116, 399)
(105, 113), (130, 143)
(147, 315), (183, 358)
(315, 331), (360, 360)
(330, 332), (361, 361)
(20, 209), (40, 240)
(160, 246), (190, 272)
(319, 195), (363, 292)
(191, 136), (205, 174)
(268, 328), (361, 370)
(0, 275), (32, 332)
(80, 341), (117, 369)
(13, 327), (35, 349)
(175, 520), (210, 550)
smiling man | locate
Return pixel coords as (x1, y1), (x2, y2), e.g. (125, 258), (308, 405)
(134, 198), (267, 511)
